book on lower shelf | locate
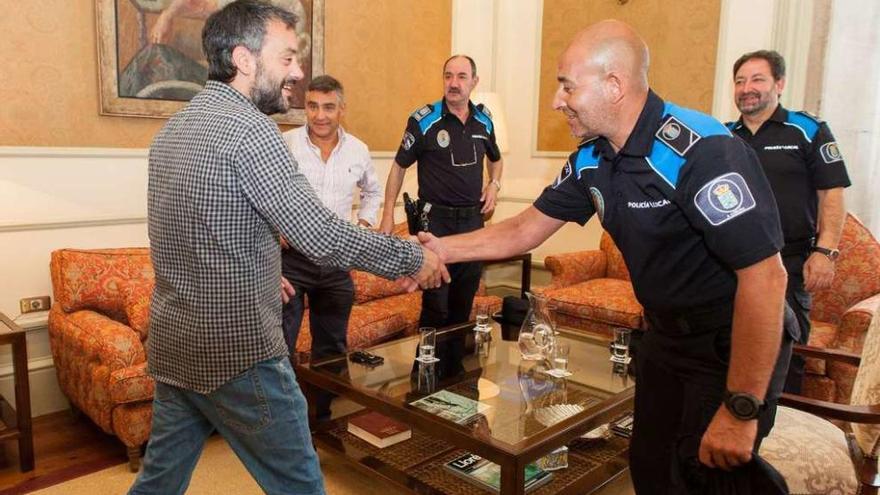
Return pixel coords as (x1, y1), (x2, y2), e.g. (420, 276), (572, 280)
(444, 452), (553, 493)
(347, 410), (412, 448)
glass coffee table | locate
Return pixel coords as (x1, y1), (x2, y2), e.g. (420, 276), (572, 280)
(296, 321), (635, 495)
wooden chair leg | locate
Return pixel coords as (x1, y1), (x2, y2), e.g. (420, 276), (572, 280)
(127, 445), (141, 472)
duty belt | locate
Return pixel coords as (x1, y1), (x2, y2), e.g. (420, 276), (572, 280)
(644, 300), (734, 336)
(420, 201), (482, 219)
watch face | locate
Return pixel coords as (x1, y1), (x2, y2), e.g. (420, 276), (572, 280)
(730, 396), (758, 417)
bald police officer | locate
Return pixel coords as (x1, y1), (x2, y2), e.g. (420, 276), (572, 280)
(418, 21), (790, 494)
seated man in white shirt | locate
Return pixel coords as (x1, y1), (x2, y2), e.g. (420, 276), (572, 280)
(281, 75), (382, 420)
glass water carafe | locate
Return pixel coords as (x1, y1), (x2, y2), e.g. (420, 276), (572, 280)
(518, 292), (555, 360)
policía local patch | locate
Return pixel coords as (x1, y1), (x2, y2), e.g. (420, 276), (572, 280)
(820, 141), (843, 163)
(693, 172), (756, 226)
(437, 129), (450, 148)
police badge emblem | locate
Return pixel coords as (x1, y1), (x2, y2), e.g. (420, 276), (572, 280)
(402, 132), (415, 151)
(661, 122), (681, 140)
(437, 130), (450, 148)
(589, 187), (605, 222)
(820, 141), (843, 164)
(694, 172), (756, 226)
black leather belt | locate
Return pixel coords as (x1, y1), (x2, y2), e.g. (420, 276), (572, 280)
(421, 201), (482, 219)
(644, 300), (734, 336)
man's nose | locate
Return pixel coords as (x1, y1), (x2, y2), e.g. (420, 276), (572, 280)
(289, 60), (304, 81)
(552, 88), (566, 111)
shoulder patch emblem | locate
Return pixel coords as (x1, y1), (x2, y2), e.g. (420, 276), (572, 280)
(693, 172), (756, 226)
(820, 141), (843, 164)
(412, 105), (432, 122)
(589, 187), (605, 222)
(797, 110), (823, 123)
(552, 160), (573, 189)
(402, 131), (415, 151)
(656, 116), (701, 156)
(480, 104), (492, 119)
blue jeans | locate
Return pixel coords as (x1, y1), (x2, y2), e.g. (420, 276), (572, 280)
(128, 357), (325, 495)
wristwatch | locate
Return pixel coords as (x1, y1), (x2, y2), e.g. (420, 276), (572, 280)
(812, 246), (840, 261)
(723, 391), (765, 421)
(490, 179), (501, 192)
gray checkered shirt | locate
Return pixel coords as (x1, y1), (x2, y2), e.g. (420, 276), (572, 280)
(147, 81), (423, 393)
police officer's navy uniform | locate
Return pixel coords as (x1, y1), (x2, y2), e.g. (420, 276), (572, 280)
(395, 98), (501, 332)
(535, 91), (790, 493)
(728, 106), (851, 394)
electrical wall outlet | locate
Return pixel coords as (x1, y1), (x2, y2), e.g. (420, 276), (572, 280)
(20, 296), (51, 314)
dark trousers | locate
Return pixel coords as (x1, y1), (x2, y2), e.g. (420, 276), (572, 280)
(416, 208), (482, 379)
(782, 252), (810, 394)
(630, 303), (794, 494)
(282, 249), (354, 420)
(418, 210), (484, 328)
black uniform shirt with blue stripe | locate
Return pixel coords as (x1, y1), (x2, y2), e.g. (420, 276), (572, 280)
(395, 98), (501, 207)
(534, 90), (783, 311)
(727, 105), (851, 244)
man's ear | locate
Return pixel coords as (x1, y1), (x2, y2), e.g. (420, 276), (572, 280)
(775, 76), (786, 96)
(606, 72), (624, 104)
(232, 45), (255, 77)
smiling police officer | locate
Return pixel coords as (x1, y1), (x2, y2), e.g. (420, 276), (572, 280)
(417, 21), (791, 494)
(728, 50), (851, 395)
(379, 55), (504, 332)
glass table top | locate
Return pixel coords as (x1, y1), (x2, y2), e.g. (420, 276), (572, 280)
(307, 321), (635, 451)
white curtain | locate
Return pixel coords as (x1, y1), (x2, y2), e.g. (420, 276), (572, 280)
(821, 1), (880, 236)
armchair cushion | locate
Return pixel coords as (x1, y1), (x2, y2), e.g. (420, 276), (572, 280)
(544, 279), (642, 330)
(543, 250), (607, 289)
(759, 406), (857, 494)
(50, 248), (153, 323)
(849, 309), (880, 457)
(351, 270), (407, 304)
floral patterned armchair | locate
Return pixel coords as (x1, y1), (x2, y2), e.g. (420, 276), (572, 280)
(760, 304), (880, 494)
(802, 213), (880, 403)
(541, 231), (642, 338)
(48, 248), (155, 471)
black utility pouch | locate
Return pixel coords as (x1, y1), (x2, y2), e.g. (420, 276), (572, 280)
(403, 192), (420, 235)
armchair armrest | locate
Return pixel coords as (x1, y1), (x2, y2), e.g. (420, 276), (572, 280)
(49, 308), (146, 369)
(779, 393), (880, 424)
(792, 344), (861, 366)
(836, 293), (880, 352)
(543, 250), (607, 290)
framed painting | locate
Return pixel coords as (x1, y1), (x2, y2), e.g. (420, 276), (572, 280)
(96, 0), (324, 124)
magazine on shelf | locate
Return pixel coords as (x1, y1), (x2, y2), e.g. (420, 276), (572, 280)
(409, 389), (491, 424)
(347, 410), (411, 448)
(444, 452), (553, 493)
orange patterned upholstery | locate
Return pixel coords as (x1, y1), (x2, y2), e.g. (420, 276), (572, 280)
(48, 248), (155, 470)
(542, 231), (642, 338)
(803, 213), (880, 403)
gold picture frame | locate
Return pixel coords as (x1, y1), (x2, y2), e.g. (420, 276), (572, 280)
(96, 0), (324, 124)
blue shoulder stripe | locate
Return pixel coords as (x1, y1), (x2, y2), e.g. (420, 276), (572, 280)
(648, 103), (731, 189)
(473, 106), (494, 134)
(417, 100), (444, 135)
(574, 142), (599, 175)
(785, 112), (820, 142)
(664, 102), (732, 138)
(725, 121), (741, 131)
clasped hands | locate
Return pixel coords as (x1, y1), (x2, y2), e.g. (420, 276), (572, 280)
(396, 232), (451, 292)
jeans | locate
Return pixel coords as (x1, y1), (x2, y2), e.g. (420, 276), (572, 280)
(128, 357), (325, 495)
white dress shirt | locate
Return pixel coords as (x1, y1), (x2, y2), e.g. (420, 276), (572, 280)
(282, 126), (382, 226)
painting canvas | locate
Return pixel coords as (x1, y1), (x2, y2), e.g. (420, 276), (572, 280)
(96, 0), (324, 124)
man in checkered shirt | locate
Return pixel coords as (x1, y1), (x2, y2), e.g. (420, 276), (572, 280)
(128, 2), (447, 494)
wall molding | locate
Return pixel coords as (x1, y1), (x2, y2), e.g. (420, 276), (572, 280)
(0, 216), (147, 233)
(0, 356), (56, 380)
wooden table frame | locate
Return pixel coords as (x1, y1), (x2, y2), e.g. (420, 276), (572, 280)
(0, 313), (34, 472)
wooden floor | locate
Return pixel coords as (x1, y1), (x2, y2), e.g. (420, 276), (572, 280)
(0, 410), (128, 494)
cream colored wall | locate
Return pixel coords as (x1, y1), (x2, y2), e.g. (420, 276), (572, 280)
(0, 0), (805, 416)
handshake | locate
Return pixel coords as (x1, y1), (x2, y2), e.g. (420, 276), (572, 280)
(397, 232), (452, 292)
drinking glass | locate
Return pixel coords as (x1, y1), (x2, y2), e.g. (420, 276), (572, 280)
(416, 327), (439, 363)
(611, 328), (632, 363)
(474, 303), (491, 333)
(551, 342), (571, 373)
